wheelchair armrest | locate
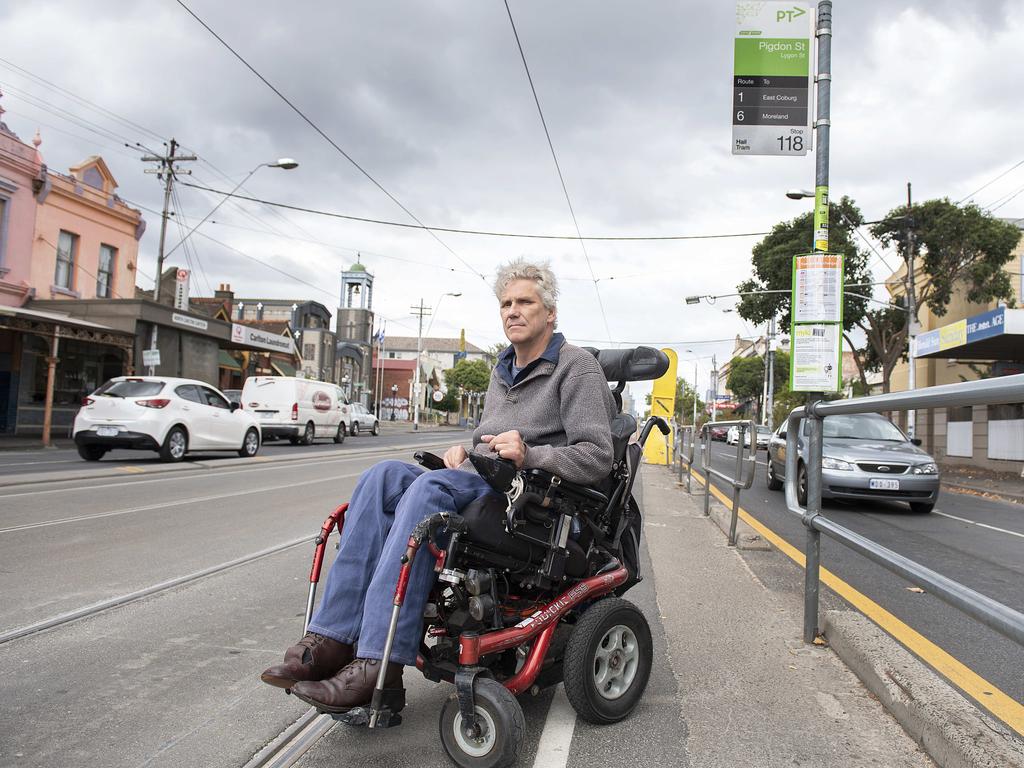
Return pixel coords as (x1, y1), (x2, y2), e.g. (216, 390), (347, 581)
(414, 451), (446, 471)
(522, 468), (609, 507)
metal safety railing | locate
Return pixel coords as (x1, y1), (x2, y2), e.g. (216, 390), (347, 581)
(784, 373), (1024, 647)
(699, 419), (757, 546)
(674, 425), (697, 494)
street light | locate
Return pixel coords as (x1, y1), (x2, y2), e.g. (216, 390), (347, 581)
(424, 292), (463, 337)
(786, 188), (815, 200)
(163, 158), (299, 260)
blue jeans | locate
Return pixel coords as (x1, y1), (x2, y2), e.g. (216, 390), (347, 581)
(307, 460), (497, 666)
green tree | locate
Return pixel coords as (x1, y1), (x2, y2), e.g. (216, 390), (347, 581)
(445, 359), (491, 393)
(644, 377), (706, 425)
(726, 353), (789, 418)
(434, 388), (460, 424)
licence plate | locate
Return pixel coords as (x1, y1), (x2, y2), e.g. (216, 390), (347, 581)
(869, 478), (900, 491)
(96, 426), (119, 437)
(258, 411), (276, 420)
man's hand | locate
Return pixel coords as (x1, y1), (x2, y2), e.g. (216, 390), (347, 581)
(443, 445), (468, 469)
(481, 430), (528, 468)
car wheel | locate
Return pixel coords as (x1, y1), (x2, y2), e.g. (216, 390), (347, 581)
(563, 597), (653, 725)
(351, 422), (360, 437)
(371, 420), (380, 436)
(766, 458), (782, 491)
(302, 422), (315, 446)
(333, 423), (346, 444)
(796, 462), (807, 506)
(77, 444), (107, 462)
(160, 426), (188, 463)
(910, 502), (934, 514)
(238, 428), (260, 458)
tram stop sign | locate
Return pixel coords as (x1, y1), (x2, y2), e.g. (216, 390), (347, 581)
(732, 2), (813, 156)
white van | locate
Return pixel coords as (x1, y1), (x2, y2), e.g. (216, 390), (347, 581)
(241, 376), (349, 445)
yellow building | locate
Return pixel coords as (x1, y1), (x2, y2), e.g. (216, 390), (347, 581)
(886, 220), (1024, 471)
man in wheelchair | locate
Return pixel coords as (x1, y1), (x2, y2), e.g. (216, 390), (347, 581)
(261, 259), (669, 765)
(262, 259), (617, 704)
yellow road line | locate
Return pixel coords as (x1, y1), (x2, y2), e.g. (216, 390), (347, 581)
(116, 466), (146, 474)
(688, 470), (1024, 736)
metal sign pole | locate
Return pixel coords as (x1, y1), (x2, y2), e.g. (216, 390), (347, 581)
(802, 0), (832, 645)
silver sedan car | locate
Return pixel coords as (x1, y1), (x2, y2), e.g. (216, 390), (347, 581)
(765, 413), (940, 513)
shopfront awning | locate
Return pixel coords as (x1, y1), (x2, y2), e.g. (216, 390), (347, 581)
(218, 350), (242, 371)
(271, 360), (296, 376)
(914, 307), (1024, 362)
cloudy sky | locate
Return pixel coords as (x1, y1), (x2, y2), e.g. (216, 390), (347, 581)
(2, 0), (1022, 397)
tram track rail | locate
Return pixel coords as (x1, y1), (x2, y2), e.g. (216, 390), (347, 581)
(243, 708), (335, 768)
(0, 533), (324, 645)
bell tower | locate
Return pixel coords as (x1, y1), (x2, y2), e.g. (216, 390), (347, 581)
(336, 261), (375, 405)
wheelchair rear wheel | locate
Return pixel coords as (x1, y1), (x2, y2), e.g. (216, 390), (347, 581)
(563, 597), (652, 724)
(439, 677), (524, 768)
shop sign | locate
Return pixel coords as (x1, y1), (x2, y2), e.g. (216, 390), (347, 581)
(172, 312), (208, 331)
(231, 322), (294, 353)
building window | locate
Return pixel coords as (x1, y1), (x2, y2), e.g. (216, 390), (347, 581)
(97, 244), (116, 298)
(55, 230), (78, 289)
(0, 196), (7, 265)
(946, 405), (973, 458)
(988, 403), (1024, 461)
(303, 343), (316, 359)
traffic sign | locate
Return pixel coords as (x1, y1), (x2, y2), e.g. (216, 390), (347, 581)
(142, 349), (161, 368)
(432, 390), (444, 403)
(732, 2), (813, 156)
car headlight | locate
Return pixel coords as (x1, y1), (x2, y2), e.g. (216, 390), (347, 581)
(822, 456), (854, 471)
(911, 462), (939, 474)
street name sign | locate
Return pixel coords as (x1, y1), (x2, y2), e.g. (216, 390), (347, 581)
(733, 2), (813, 156)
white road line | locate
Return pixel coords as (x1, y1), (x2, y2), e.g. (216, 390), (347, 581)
(933, 510), (1024, 539)
(531, 685), (577, 768)
(0, 440), (454, 499)
(0, 472), (361, 533)
(0, 459), (79, 467)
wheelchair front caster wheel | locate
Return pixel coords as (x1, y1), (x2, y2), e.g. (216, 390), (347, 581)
(439, 677), (524, 768)
(563, 597), (653, 724)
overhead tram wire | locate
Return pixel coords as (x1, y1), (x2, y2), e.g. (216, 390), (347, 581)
(0, 57), (166, 143)
(171, 186), (216, 297)
(123, 196), (428, 337)
(173, 0), (488, 282)
(957, 158), (1024, 205)
(179, 182), (776, 241)
(502, 0), (611, 343)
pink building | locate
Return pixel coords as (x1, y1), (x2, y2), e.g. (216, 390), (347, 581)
(0, 94), (44, 306)
(32, 155), (144, 302)
(0, 97), (137, 438)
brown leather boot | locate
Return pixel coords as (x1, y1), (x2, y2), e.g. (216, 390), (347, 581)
(260, 633), (354, 689)
(289, 657), (405, 713)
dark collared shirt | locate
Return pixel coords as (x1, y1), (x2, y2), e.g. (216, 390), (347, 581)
(496, 332), (565, 387)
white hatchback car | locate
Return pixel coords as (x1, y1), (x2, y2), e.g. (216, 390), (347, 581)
(348, 403), (380, 436)
(73, 376), (262, 462)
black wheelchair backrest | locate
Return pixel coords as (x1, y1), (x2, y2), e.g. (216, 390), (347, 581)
(584, 346), (670, 383)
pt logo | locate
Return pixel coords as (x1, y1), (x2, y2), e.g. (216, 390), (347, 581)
(777, 6), (807, 22)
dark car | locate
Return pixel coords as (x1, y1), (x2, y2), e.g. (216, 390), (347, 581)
(708, 424), (728, 442)
(765, 413), (940, 513)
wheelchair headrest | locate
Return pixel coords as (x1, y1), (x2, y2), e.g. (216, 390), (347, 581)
(584, 346), (670, 383)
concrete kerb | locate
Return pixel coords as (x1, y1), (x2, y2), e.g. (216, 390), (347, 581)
(824, 610), (1024, 768)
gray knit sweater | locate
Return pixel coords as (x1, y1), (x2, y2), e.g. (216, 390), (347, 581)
(470, 340), (616, 485)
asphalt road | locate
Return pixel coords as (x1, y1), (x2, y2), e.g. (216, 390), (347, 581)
(0, 424), (466, 480)
(0, 434), (696, 768)
(698, 439), (1024, 705)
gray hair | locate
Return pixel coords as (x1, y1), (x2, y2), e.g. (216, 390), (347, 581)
(493, 258), (559, 312)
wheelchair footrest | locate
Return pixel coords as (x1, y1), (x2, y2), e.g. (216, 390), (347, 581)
(332, 705), (403, 728)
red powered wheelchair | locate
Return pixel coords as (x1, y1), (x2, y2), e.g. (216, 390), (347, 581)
(296, 346), (670, 767)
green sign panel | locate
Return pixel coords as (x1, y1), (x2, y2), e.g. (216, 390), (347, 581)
(733, 2), (813, 156)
